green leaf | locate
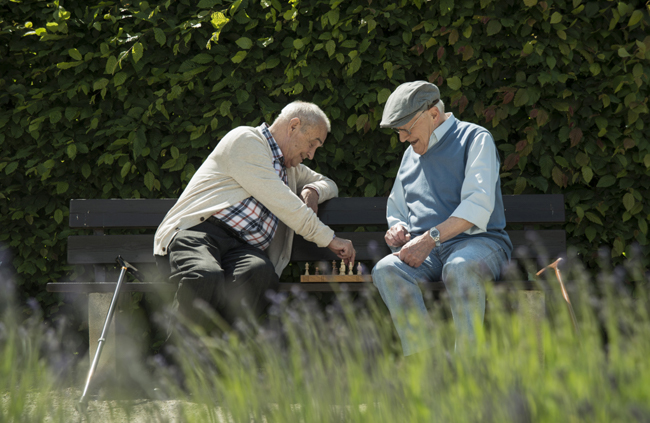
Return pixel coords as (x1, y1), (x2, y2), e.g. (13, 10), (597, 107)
(198, 0), (220, 7)
(447, 76), (462, 90)
(67, 144), (77, 159)
(236, 37), (253, 49)
(596, 175), (616, 188)
(5, 162), (18, 175)
(154, 28), (166, 46)
(54, 210), (63, 224)
(612, 237), (624, 257)
(514, 177), (527, 195)
(550, 12), (562, 24)
(639, 218), (648, 235)
(69, 48), (82, 60)
(144, 171), (155, 191)
(50, 110), (62, 123)
(56, 182), (69, 194)
(628, 10), (644, 27)
(93, 78), (109, 91)
(120, 161), (132, 178)
(105, 55), (118, 74)
(347, 56), (362, 76)
(82, 163), (91, 179)
(364, 184), (376, 197)
(378, 88), (391, 104)
(113, 72), (127, 86)
(192, 53), (213, 64)
(546, 56), (556, 69)
(220, 100), (232, 116)
(585, 212), (603, 225)
(514, 88), (529, 107)
(552, 167), (565, 187)
(589, 63), (601, 76)
(57, 61), (83, 69)
(231, 51), (247, 63)
(585, 226), (597, 242)
(617, 47), (630, 58)
(327, 9), (339, 26)
(326, 40), (336, 57)
(487, 20), (502, 36)
(523, 0), (537, 6)
(132, 42), (143, 63)
(581, 166), (593, 183)
(623, 193), (635, 211)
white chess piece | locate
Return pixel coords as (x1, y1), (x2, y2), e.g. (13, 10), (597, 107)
(339, 261), (346, 276)
(304, 262), (310, 276)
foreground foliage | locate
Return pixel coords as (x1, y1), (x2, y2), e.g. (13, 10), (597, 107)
(2, 256), (650, 422)
(1, 0), (649, 316)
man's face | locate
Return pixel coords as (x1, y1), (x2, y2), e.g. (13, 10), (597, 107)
(396, 108), (438, 155)
(282, 119), (327, 168)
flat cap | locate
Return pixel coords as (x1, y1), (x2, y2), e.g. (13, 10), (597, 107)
(380, 81), (440, 128)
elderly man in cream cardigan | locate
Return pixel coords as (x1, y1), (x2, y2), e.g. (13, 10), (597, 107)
(154, 101), (355, 330)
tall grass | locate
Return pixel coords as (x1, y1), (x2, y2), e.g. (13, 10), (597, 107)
(2, 252), (650, 422)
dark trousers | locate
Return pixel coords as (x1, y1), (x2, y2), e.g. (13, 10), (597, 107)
(156, 218), (279, 331)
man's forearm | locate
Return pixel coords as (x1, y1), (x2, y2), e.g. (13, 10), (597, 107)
(436, 216), (474, 243)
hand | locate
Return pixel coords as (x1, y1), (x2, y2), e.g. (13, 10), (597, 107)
(300, 187), (319, 213)
(385, 225), (411, 248)
(327, 236), (356, 267)
(392, 233), (435, 268)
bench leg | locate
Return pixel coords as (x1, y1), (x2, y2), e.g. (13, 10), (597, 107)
(517, 290), (545, 364)
(88, 293), (117, 375)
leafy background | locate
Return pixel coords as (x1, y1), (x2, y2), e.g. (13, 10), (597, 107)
(1, 0), (649, 326)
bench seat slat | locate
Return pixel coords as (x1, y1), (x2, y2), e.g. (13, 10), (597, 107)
(46, 280), (540, 293)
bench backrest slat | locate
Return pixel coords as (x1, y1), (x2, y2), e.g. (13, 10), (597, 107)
(69, 194), (565, 229)
(68, 229), (566, 266)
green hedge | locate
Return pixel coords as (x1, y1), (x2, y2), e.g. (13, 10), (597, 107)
(1, 0), (648, 317)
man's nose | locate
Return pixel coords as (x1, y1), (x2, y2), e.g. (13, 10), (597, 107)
(399, 132), (409, 142)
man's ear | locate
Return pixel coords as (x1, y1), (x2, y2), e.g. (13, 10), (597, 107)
(429, 107), (439, 124)
(289, 117), (301, 132)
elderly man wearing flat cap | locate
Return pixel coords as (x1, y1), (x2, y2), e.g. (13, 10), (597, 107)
(372, 81), (513, 355)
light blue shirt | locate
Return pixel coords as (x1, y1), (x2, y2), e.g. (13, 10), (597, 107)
(387, 113), (498, 235)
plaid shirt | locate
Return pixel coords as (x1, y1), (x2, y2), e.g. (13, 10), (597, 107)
(212, 123), (287, 250)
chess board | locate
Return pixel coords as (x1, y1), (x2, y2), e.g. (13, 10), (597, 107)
(300, 274), (373, 283)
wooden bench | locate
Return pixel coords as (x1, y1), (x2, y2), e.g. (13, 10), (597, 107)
(47, 194), (565, 368)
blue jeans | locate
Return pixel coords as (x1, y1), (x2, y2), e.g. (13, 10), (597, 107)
(372, 237), (508, 356)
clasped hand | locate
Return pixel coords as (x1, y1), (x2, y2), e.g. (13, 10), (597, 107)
(386, 226), (434, 268)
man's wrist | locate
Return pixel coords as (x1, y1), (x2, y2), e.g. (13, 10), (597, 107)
(302, 186), (319, 197)
(428, 226), (441, 247)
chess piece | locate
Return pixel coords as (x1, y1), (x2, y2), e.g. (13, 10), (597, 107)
(304, 263), (310, 276)
(332, 260), (337, 275)
(340, 261), (346, 276)
(315, 266), (320, 275)
(347, 263), (353, 275)
(357, 262), (362, 275)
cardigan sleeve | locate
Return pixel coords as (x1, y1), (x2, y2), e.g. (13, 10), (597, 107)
(221, 131), (335, 247)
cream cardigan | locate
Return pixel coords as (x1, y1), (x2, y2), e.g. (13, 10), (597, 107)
(153, 125), (338, 276)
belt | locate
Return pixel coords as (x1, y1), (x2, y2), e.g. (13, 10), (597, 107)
(206, 216), (246, 243)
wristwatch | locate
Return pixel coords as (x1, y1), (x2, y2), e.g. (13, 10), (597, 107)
(429, 226), (441, 247)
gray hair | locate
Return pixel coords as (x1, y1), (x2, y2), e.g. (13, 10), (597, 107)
(274, 101), (331, 132)
(435, 99), (445, 114)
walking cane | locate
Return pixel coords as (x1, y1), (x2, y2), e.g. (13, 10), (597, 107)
(536, 258), (579, 337)
(78, 256), (143, 410)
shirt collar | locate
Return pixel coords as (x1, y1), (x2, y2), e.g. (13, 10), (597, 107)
(258, 122), (285, 164)
(427, 113), (456, 150)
